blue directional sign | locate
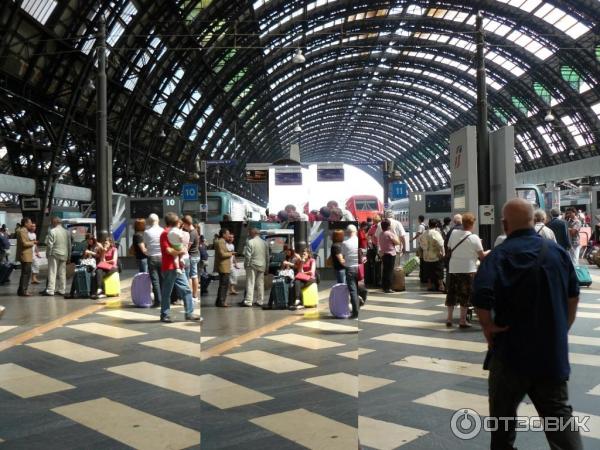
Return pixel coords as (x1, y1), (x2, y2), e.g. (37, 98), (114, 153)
(390, 182), (408, 200)
(181, 183), (198, 201)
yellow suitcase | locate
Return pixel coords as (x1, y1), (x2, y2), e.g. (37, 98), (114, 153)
(104, 272), (120, 297)
(301, 283), (319, 308)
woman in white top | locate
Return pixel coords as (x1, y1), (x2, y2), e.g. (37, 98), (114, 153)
(533, 209), (556, 242)
(445, 213), (488, 328)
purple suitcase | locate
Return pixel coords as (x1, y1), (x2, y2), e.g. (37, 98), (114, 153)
(329, 283), (351, 319)
(131, 272), (153, 308)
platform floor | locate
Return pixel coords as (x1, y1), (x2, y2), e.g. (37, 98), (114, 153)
(1, 267), (600, 449)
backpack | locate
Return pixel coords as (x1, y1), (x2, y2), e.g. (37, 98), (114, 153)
(0, 234), (9, 251)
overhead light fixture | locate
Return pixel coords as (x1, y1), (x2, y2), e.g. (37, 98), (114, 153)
(568, 150), (575, 157)
(293, 123), (302, 133)
(544, 110), (555, 122)
(86, 79), (95, 91)
(159, 129), (166, 138)
(292, 48), (306, 64)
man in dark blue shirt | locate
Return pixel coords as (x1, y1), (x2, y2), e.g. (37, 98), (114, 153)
(472, 198), (581, 450)
(546, 207), (571, 251)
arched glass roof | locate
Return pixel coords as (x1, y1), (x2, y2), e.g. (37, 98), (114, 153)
(1, 0), (599, 199)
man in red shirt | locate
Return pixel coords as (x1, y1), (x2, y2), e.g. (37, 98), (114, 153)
(159, 212), (201, 323)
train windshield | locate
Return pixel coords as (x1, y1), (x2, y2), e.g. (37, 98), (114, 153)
(207, 197), (222, 216)
(516, 187), (540, 208)
(355, 200), (378, 210)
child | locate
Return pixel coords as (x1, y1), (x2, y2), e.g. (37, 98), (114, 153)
(167, 222), (187, 274)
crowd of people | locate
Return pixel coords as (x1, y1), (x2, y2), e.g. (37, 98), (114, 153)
(264, 200), (356, 223)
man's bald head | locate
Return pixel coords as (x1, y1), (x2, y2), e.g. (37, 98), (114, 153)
(453, 214), (462, 225)
(502, 198), (534, 236)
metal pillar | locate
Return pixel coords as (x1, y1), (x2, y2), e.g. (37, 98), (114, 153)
(95, 17), (111, 238)
(476, 11), (491, 248)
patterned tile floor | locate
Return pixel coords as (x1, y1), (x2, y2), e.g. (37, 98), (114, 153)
(0, 266), (600, 449)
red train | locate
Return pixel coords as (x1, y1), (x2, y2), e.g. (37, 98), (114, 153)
(345, 195), (383, 222)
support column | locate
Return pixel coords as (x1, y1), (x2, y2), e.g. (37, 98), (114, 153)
(95, 17), (111, 238)
(476, 11), (491, 248)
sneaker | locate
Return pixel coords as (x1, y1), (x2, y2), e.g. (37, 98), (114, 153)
(295, 305), (304, 310)
(160, 315), (173, 323)
(192, 297), (200, 304)
(40, 291), (54, 296)
(252, 302), (263, 307)
(294, 299), (301, 306)
(185, 314), (202, 321)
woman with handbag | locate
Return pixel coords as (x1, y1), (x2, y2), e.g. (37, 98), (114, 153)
(289, 248), (316, 310)
(445, 213), (488, 328)
(65, 234), (100, 299)
(93, 236), (118, 299)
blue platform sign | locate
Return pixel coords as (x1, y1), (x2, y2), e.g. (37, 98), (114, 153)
(181, 183), (198, 201)
(390, 182), (408, 200)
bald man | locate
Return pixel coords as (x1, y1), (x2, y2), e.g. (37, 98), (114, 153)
(472, 198), (581, 450)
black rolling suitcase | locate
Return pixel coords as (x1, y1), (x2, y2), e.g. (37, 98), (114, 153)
(71, 266), (91, 298)
(268, 277), (289, 309)
(0, 262), (15, 285)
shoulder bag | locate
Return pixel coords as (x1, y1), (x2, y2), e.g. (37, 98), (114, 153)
(445, 233), (472, 263)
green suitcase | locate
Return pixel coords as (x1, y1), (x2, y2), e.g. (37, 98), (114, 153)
(403, 256), (420, 275)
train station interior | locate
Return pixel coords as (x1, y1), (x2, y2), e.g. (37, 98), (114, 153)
(2, 1), (600, 449)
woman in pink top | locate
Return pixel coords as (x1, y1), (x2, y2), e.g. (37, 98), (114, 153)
(93, 236), (118, 299)
(290, 248), (316, 310)
(379, 220), (400, 293)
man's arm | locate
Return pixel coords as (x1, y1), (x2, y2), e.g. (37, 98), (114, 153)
(244, 241), (253, 265)
(567, 296), (579, 330)
(46, 230), (55, 255)
(476, 308), (509, 347)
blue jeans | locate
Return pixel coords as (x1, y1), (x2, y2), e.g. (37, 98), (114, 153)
(148, 256), (162, 306)
(335, 269), (346, 284)
(186, 256), (201, 279)
(345, 267), (359, 316)
(138, 258), (148, 273)
(161, 269), (194, 317)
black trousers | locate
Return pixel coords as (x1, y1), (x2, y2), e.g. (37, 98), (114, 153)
(488, 356), (582, 450)
(292, 279), (315, 305)
(18, 261), (32, 295)
(215, 272), (230, 306)
(381, 254), (395, 291)
(93, 267), (118, 293)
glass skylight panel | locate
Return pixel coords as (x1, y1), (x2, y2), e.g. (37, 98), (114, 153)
(533, 3), (589, 39)
(104, 1), (137, 58)
(496, 0), (542, 14)
(536, 125), (565, 154)
(483, 18), (511, 36)
(407, 5), (425, 15)
(591, 102), (600, 122)
(21, 0), (57, 25)
(560, 115), (589, 147)
(485, 51), (525, 77)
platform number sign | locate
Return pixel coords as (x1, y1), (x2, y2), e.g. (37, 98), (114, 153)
(181, 184), (198, 201)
